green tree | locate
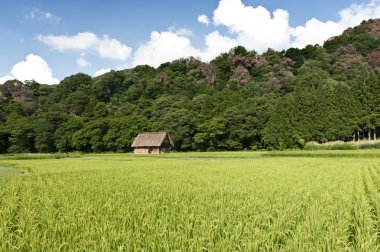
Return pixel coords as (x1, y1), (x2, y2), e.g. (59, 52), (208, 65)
(104, 115), (148, 152)
(54, 117), (85, 152)
(72, 119), (109, 152)
(93, 71), (126, 102)
(156, 108), (197, 151)
(6, 116), (35, 153)
(194, 116), (227, 151)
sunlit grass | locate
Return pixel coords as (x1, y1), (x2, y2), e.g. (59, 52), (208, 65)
(0, 152), (380, 250)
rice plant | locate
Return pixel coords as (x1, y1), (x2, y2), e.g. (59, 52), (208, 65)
(0, 152), (379, 251)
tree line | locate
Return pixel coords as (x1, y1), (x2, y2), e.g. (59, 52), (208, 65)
(1, 19), (380, 153)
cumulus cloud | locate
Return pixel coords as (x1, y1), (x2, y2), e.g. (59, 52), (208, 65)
(132, 28), (239, 67)
(200, 31), (237, 61)
(169, 26), (193, 37)
(291, 19), (340, 48)
(339, 0), (380, 27)
(76, 55), (90, 67)
(37, 32), (97, 51)
(132, 30), (200, 67)
(213, 0), (292, 52)
(198, 14), (210, 25)
(0, 75), (13, 85)
(96, 35), (132, 60)
(37, 32), (132, 61)
(0, 54), (59, 85)
(292, 0), (380, 48)
(24, 7), (61, 23)
(211, 0), (380, 51)
(94, 68), (111, 77)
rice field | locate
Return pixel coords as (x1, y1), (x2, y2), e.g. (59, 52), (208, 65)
(0, 151), (380, 251)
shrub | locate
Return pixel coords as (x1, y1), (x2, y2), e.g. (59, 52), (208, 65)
(359, 142), (380, 149)
(304, 142), (358, 150)
(330, 143), (358, 150)
(304, 142), (330, 150)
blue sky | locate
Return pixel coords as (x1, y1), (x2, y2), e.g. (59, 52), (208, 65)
(1, 0), (380, 84)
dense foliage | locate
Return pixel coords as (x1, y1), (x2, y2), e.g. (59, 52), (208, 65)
(2, 19), (380, 152)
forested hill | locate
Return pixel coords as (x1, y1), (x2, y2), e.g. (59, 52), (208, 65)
(1, 19), (380, 153)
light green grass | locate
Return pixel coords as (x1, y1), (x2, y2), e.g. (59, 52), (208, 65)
(0, 152), (380, 251)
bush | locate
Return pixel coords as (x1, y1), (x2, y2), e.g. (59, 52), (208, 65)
(359, 142), (380, 149)
(330, 144), (358, 150)
(304, 142), (358, 150)
(304, 142), (330, 150)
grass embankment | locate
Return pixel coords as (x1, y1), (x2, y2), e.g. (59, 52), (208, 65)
(0, 152), (82, 160)
(263, 149), (380, 158)
(0, 152), (380, 250)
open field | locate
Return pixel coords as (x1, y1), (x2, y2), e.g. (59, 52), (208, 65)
(1, 151), (380, 251)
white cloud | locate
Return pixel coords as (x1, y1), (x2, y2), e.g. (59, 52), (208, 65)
(131, 0), (291, 67)
(198, 14), (210, 25)
(210, 0), (380, 51)
(291, 19), (340, 48)
(0, 54), (59, 85)
(94, 68), (111, 77)
(76, 56), (90, 67)
(96, 35), (132, 60)
(292, 0), (380, 48)
(24, 7), (61, 23)
(132, 28), (238, 67)
(37, 32), (98, 51)
(200, 31), (237, 61)
(213, 0), (292, 52)
(0, 75), (13, 85)
(339, 0), (380, 27)
(169, 26), (193, 37)
(116, 63), (131, 70)
(132, 31), (200, 67)
(37, 32), (132, 61)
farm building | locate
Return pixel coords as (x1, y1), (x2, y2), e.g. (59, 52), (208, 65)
(131, 132), (174, 154)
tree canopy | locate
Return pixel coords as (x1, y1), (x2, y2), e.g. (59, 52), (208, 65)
(1, 19), (380, 153)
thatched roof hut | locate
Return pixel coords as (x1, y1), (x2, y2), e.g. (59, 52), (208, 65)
(131, 132), (174, 154)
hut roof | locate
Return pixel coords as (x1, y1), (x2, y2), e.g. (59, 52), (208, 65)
(131, 132), (174, 147)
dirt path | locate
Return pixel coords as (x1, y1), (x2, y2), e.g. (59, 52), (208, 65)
(0, 167), (27, 176)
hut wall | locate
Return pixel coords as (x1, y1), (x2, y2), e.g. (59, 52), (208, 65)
(134, 148), (149, 154)
(151, 148), (160, 154)
(134, 147), (163, 154)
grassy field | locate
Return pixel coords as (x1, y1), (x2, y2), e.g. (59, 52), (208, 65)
(1, 151), (380, 251)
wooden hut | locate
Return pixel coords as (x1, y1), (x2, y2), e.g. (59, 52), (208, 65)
(131, 132), (174, 154)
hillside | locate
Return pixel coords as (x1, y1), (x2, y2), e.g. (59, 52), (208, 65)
(1, 19), (380, 153)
